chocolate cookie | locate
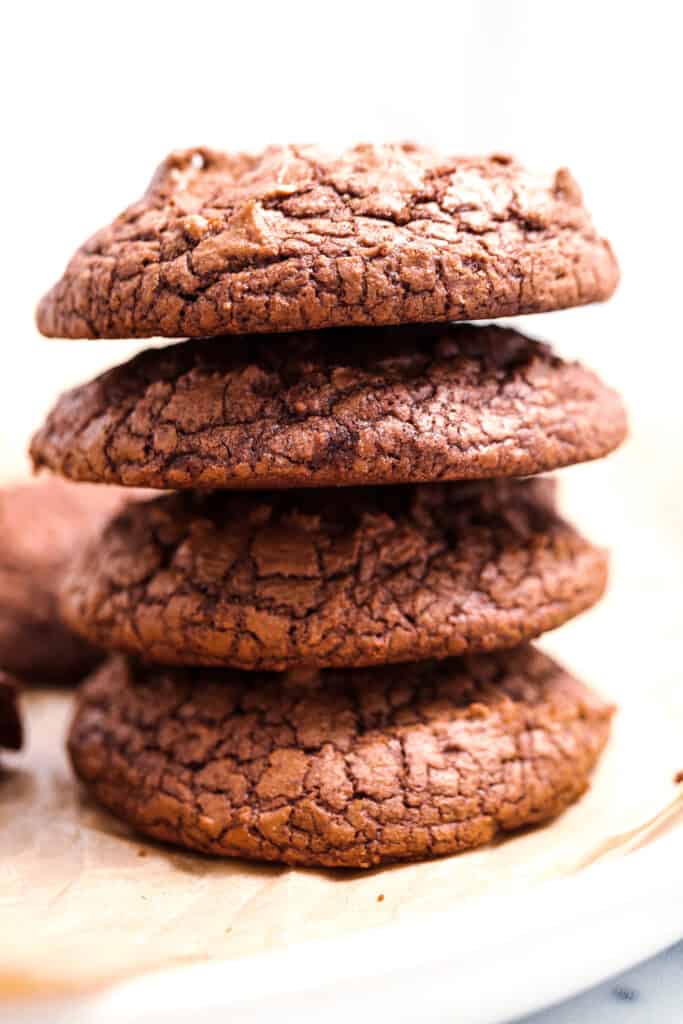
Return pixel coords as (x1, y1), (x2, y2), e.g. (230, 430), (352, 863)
(0, 672), (22, 752)
(36, 144), (618, 340)
(68, 646), (613, 867)
(59, 479), (607, 671)
(30, 324), (627, 491)
(0, 479), (128, 682)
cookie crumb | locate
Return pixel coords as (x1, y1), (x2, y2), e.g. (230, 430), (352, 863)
(377, 894), (384, 903)
(674, 770), (683, 784)
(612, 985), (639, 1002)
(0, 670), (23, 752)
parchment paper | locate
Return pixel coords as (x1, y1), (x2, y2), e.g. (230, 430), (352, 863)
(1, 451), (682, 998)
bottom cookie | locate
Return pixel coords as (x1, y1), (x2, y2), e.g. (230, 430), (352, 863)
(0, 672), (22, 752)
(68, 647), (613, 868)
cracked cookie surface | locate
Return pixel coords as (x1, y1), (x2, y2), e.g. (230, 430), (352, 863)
(31, 324), (627, 490)
(59, 479), (608, 671)
(0, 479), (128, 682)
(68, 646), (613, 867)
(0, 672), (22, 752)
(37, 143), (618, 339)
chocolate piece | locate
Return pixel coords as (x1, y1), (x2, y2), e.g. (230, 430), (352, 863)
(0, 672), (22, 752)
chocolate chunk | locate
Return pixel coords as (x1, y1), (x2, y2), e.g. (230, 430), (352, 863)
(0, 672), (22, 751)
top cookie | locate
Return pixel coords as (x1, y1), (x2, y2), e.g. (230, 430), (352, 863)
(36, 144), (618, 339)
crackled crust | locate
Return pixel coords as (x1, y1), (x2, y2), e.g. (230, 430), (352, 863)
(31, 324), (627, 490)
(0, 480), (127, 682)
(37, 144), (618, 339)
(59, 479), (608, 671)
(68, 647), (614, 867)
(0, 672), (22, 751)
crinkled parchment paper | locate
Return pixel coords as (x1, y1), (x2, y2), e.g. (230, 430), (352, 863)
(1, 452), (682, 997)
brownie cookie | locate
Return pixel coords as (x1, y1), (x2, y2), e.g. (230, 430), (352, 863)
(59, 479), (608, 671)
(30, 324), (627, 491)
(0, 479), (129, 682)
(68, 646), (613, 867)
(0, 672), (22, 752)
(37, 143), (618, 339)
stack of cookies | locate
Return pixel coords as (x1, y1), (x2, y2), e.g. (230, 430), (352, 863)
(30, 144), (626, 868)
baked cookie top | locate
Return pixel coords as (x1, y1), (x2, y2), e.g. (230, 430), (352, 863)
(0, 672), (22, 752)
(68, 647), (613, 867)
(31, 324), (627, 490)
(0, 479), (126, 682)
(59, 479), (608, 671)
(37, 143), (618, 339)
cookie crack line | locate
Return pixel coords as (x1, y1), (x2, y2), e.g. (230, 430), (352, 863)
(67, 647), (614, 868)
(36, 144), (618, 339)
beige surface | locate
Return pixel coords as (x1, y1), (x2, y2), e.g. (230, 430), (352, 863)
(1, 433), (683, 996)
